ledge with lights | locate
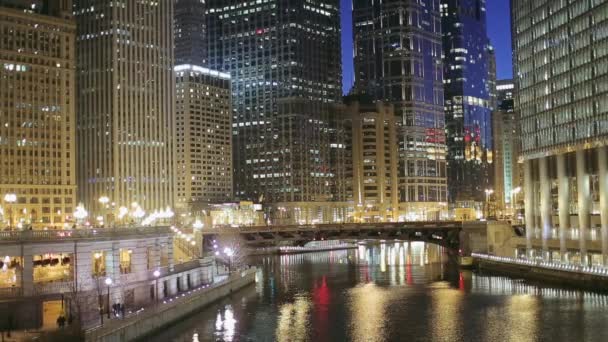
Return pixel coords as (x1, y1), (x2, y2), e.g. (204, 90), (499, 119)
(472, 253), (608, 278)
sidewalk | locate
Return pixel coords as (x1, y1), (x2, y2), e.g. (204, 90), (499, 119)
(0, 329), (44, 342)
(3, 268), (241, 342)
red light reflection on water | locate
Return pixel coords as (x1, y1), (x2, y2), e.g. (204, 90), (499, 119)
(313, 275), (330, 339)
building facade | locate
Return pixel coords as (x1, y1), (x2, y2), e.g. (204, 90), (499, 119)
(206, 0), (343, 204)
(353, 0), (448, 220)
(0, 2), (76, 230)
(512, 0), (608, 266)
(174, 64), (233, 211)
(0, 227), (216, 330)
(174, 0), (207, 66)
(347, 101), (399, 222)
(74, 0), (175, 216)
(441, 0), (495, 204)
(492, 80), (521, 218)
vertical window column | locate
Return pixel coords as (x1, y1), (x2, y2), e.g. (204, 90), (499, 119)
(524, 159), (534, 257)
(556, 153), (570, 262)
(597, 146), (608, 266)
(539, 156), (552, 260)
(576, 149), (591, 266)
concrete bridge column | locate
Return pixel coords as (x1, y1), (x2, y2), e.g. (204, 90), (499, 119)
(524, 159), (535, 257)
(598, 146), (608, 266)
(576, 149), (590, 266)
(21, 245), (34, 296)
(539, 157), (552, 260)
(557, 153), (570, 262)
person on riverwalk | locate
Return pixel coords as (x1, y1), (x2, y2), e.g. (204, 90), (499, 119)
(56, 315), (66, 328)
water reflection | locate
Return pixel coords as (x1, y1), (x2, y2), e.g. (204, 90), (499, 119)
(214, 306), (236, 341)
(151, 242), (608, 342)
(349, 283), (389, 342)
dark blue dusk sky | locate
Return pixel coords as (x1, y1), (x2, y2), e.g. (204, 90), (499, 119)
(340, 0), (514, 95)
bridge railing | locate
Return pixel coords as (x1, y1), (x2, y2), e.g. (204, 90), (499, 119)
(0, 226), (172, 243)
(204, 221), (463, 234)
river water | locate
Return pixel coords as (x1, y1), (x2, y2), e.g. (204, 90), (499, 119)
(151, 242), (608, 342)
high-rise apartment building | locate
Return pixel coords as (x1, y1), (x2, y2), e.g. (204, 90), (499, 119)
(0, 1), (76, 229)
(175, 0), (207, 65)
(74, 0), (175, 215)
(174, 64), (233, 211)
(512, 0), (608, 266)
(206, 0), (342, 204)
(441, 0), (495, 204)
(346, 100), (399, 222)
(353, 0), (447, 220)
(492, 80), (521, 217)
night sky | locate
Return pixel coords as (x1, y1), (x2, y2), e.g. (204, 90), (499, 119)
(340, 0), (514, 95)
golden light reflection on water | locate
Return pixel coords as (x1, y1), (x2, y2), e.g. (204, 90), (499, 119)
(275, 296), (312, 342)
(349, 283), (389, 342)
(505, 295), (540, 342)
(431, 285), (464, 341)
(214, 305), (237, 342)
(171, 242), (608, 342)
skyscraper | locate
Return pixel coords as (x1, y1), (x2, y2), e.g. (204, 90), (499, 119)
(74, 0), (175, 215)
(441, 0), (495, 204)
(0, 0), (76, 230)
(492, 80), (521, 216)
(512, 0), (608, 266)
(353, 0), (447, 220)
(174, 64), (233, 211)
(206, 0), (342, 204)
(346, 100), (399, 222)
(174, 0), (207, 65)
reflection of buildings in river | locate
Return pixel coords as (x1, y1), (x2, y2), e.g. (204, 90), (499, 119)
(348, 283), (389, 342)
(354, 242), (448, 285)
(470, 273), (608, 307)
(430, 282), (464, 342)
(214, 305), (237, 342)
(275, 296), (312, 342)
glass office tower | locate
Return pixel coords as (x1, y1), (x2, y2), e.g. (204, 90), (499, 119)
(441, 0), (495, 204)
(353, 0), (447, 220)
(206, 0), (342, 204)
(512, 0), (608, 266)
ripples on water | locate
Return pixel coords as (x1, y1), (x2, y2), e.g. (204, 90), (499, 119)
(150, 242), (608, 342)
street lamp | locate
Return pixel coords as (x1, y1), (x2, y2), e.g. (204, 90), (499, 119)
(99, 196), (110, 227)
(131, 203), (145, 225)
(224, 247), (234, 272)
(104, 277), (113, 319)
(484, 189), (494, 219)
(192, 219), (204, 230)
(153, 270), (161, 304)
(3, 193), (17, 230)
(73, 204), (88, 228)
(510, 187), (522, 218)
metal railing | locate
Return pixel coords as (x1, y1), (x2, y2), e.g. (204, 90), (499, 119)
(0, 226), (172, 242)
(473, 253), (608, 277)
(202, 221), (463, 235)
(0, 286), (22, 297)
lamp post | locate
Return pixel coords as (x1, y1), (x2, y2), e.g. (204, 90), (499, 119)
(224, 247), (234, 273)
(153, 270), (160, 305)
(104, 277), (113, 319)
(510, 187), (522, 219)
(99, 196), (109, 227)
(3, 193), (16, 230)
(73, 204), (88, 228)
(131, 202), (145, 226)
(484, 189), (494, 219)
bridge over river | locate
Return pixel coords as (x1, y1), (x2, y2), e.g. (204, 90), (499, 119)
(200, 221), (488, 253)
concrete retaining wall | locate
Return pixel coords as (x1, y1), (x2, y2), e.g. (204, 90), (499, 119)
(478, 259), (608, 292)
(85, 269), (256, 342)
